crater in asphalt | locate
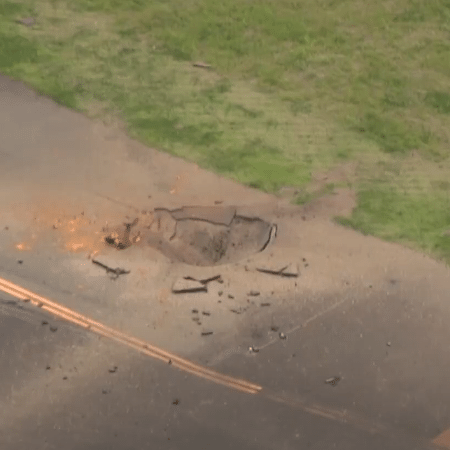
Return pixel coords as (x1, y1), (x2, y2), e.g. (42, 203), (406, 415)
(103, 205), (276, 266)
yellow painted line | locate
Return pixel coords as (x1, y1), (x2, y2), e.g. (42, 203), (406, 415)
(0, 275), (444, 448)
(434, 429), (450, 449)
(0, 276), (262, 395)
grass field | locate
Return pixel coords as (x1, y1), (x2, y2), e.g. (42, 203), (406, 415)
(1, 0), (449, 263)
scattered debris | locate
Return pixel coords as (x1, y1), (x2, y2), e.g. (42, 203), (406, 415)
(248, 290), (260, 297)
(172, 278), (207, 294)
(228, 294), (235, 299)
(248, 346), (259, 353)
(325, 376), (341, 387)
(218, 291), (223, 296)
(46, 366), (51, 370)
(271, 326), (279, 332)
(260, 303), (271, 307)
(256, 263), (299, 278)
(16, 17), (36, 27)
(202, 311), (211, 316)
(92, 259), (130, 280)
(230, 309), (242, 315)
(192, 309), (199, 314)
(192, 317), (200, 322)
(108, 366), (118, 373)
(172, 399), (180, 405)
(279, 332), (287, 340)
(41, 320), (48, 326)
(192, 61), (212, 69)
(49, 326), (58, 332)
(201, 331), (213, 336)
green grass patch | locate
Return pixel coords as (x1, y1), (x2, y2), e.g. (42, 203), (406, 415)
(1, 0), (450, 263)
(425, 91), (450, 115)
(337, 188), (450, 264)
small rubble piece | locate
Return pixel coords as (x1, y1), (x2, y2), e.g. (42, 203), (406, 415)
(386, 342), (391, 347)
(41, 320), (48, 326)
(184, 274), (222, 285)
(92, 259), (130, 280)
(279, 332), (287, 340)
(271, 326), (279, 332)
(16, 17), (36, 27)
(325, 376), (341, 387)
(172, 399), (180, 405)
(172, 278), (207, 294)
(202, 311), (211, 316)
(49, 326), (58, 333)
(248, 346), (259, 353)
(201, 331), (213, 336)
(256, 263), (299, 278)
(260, 303), (271, 307)
(192, 61), (212, 69)
(108, 366), (118, 374)
(248, 290), (260, 297)
(17, 260), (23, 264)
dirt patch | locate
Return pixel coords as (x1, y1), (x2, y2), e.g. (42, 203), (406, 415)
(102, 205), (276, 266)
(277, 162), (357, 219)
(301, 188), (357, 220)
(311, 161), (357, 191)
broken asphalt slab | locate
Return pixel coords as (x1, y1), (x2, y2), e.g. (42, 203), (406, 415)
(172, 278), (208, 294)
